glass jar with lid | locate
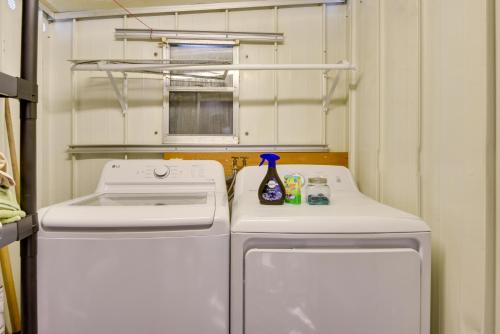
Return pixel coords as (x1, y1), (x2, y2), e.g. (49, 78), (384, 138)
(306, 177), (330, 205)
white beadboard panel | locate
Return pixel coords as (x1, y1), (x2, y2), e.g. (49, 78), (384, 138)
(75, 157), (114, 197)
(75, 18), (123, 59)
(236, 46), (275, 99)
(228, 8), (275, 32)
(237, 44), (275, 144)
(124, 15), (172, 145)
(379, 0), (420, 215)
(76, 72), (125, 144)
(420, 1), (494, 333)
(75, 18), (125, 144)
(326, 4), (348, 151)
(277, 6), (323, 144)
(126, 77), (163, 144)
(354, 0), (496, 332)
(230, 9), (275, 144)
(125, 14), (175, 60)
(0, 0), (22, 77)
(0, 0), (22, 170)
(353, 0), (380, 198)
(45, 20), (74, 204)
(278, 104), (323, 145)
(238, 104), (275, 144)
(496, 0), (500, 331)
(177, 11), (226, 31)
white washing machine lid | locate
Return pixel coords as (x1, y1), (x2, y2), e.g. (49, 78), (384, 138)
(41, 192), (216, 230)
(231, 192), (430, 234)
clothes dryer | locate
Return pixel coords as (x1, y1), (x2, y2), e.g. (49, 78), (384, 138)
(231, 165), (430, 334)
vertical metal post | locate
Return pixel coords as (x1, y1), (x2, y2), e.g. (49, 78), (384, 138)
(122, 15), (129, 151)
(162, 38), (169, 143)
(376, 0), (384, 202)
(348, 0), (358, 179)
(71, 19), (78, 198)
(273, 6), (279, 145)
(321, 3), (327, 145)
(20, 1), (39, 334)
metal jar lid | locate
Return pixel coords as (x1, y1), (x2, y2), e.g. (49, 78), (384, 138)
(308, 177), (328, 185)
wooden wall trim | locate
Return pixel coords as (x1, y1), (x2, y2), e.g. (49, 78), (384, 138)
(163, 152), (348, 176)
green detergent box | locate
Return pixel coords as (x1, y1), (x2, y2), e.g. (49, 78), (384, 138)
(284, 174), (304, 205)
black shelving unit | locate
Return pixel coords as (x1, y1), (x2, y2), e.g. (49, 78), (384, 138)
(0, 1), (39, 333)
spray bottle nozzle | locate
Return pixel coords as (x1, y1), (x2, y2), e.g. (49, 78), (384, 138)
(259, 153), (281, 168)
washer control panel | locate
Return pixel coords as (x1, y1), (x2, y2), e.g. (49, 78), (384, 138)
(98, 160), (218, 184)
(153, 166), (170, 178)
(96, 160), (226, 193)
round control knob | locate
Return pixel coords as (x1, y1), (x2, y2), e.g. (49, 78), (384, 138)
(153, 166), (170, 178)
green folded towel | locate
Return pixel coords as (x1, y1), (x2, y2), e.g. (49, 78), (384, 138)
(0, 187), (25, 224)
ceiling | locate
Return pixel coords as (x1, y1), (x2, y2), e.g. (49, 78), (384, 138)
(42, 0), (248, 12)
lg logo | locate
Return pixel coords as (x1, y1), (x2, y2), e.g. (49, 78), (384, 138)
(112, 164), (121, 169)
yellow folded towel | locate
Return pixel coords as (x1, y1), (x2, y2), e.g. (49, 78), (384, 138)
(0, 187), (25, 224)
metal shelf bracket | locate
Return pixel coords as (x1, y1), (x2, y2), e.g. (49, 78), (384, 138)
(102, 65), (128, 114)
(323, 61), (349, 113)
(323, 70), (342, 113)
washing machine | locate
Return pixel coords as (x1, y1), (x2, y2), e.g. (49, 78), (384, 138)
(38, 160), (229, 334)
(231, 165), (430, 334)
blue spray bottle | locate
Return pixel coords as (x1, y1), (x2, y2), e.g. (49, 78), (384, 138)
(258, 153), (285, 205)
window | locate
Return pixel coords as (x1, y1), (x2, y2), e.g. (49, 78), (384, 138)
(163, 41), (239, 144)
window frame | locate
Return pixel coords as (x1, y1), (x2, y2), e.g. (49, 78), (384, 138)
(162, 39), (240, 145)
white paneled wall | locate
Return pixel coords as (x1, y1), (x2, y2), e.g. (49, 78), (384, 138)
(352, 0), (380, 199)
(420, 1), (495, 333)
(353, 1), (496, 334)
(379, 0), (420, 215)
(231, 9), (276, 145)
(497, 0), (500, 332)
(326, 4), (349, 151)
(76, 18), (125, 145)
(125, 15), (172, 145)
(44, 3), (349, 199)
(277, 6), (323, 144)
(45, 20), (73, 203)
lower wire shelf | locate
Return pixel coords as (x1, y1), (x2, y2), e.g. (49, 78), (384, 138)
(0, 214), (38, 248)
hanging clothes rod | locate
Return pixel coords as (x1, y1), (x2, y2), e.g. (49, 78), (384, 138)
(69, 59), (355, 114)
(71, 61), (356, 73)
